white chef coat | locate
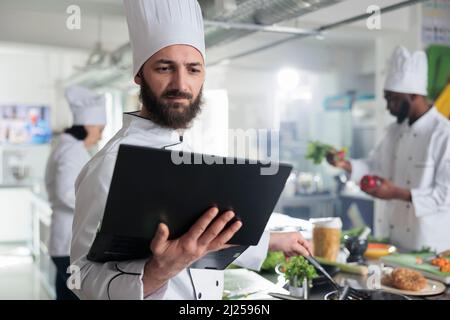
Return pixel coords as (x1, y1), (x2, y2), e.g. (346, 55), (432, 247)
(45, 133), (91, 257)
(70, 112), (270, 300)
(350, 107), (450, 252)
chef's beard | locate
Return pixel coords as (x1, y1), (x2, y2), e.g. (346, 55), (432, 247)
(396, 100), (410, 124)
(139, 77), (203, 130)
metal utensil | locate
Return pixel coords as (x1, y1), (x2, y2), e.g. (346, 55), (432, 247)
(268, 292), (303, 300)
(305, 255), (341, 292)
(305, 255), (370, 300)
(338, 285), (350, 300)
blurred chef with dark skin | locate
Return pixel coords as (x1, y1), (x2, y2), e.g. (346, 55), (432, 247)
(328, 46), (450, 252)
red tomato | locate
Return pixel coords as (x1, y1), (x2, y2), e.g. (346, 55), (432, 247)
(360, 175), (380, 191)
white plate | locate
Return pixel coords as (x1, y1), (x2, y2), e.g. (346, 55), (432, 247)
(381, 278), (446, 296)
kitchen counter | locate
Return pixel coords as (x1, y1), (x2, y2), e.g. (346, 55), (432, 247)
(0, 184), (55, 298)
(225, 260), (449, 300)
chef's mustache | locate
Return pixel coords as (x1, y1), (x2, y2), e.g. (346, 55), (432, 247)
(162, 89), (193, 100)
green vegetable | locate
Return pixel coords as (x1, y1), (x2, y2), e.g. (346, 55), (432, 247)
(305, 141), (347, 165)
(261, 251), (285, 272)
(408, 246), (435, 255)
(314, 257), (369, 275)
(340, 226), (390, 244)
(283, 256), (317, 287)
(340, 227), (365, 242)
(367, 235), (390, 244)
(305, 141), (334, 165)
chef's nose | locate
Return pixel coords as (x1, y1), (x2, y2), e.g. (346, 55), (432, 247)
(170, 69), (189, 94)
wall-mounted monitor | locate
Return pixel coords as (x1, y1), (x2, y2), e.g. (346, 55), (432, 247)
(0, 105), (51, 144)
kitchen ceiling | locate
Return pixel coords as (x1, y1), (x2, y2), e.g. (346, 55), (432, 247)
(0, 0), (347, 51)
(199, 0), (345, 48)
(0, 0), (420, 87)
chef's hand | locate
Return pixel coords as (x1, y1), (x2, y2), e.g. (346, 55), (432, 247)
(268, 232), (312, 257)
(143, 207), (242, 296)
(326, 150), (352, 173)
(363, 177), (412, 201)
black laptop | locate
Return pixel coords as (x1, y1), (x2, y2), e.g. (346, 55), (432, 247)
(87, 144), (292, 269)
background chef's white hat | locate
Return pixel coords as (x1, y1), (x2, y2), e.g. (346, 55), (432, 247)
(123, 0), (206, 78)
(384, 46), (428, 96)
(65, 85), (107, 125)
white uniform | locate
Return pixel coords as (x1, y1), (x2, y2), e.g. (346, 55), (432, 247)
(45, 133), (90, 256)
(350, 107), (450, 252)
(70, 112), (270, 300)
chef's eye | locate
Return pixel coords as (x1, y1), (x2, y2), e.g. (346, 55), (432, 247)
(190, 68), (203, 75)
(156, 66), (173, 73)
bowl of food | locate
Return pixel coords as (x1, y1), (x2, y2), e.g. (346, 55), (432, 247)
(364, 243), (397, 260)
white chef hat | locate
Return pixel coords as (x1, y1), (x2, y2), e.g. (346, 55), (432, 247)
(384, 46), (428, 96)
(123, 0), (206, 78)
(65, 86), (107, 126)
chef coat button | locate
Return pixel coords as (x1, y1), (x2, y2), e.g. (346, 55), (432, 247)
(408, 156), (412, 161)
(406, 180), (411, 185)
(413, 133), (417, 138)
(216, 281), (219, 287)
(406, 228), (411, 233)
(198, 292), (202, 299)
(406, 204), (410, 209)
(378, 219), (382, 223)
(390, 225), (394, 230)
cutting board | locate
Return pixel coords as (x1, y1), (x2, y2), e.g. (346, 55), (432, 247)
(381, 253), (450, 284)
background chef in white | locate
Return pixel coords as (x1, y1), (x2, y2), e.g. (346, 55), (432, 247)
(70, 0), (312, 300)
(328, 46), (450, 252)
(45, 85), (106, 300)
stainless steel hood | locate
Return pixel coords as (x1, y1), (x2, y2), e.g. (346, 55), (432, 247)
(200, 0), (344, 48)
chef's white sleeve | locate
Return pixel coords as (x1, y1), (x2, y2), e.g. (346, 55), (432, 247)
(349, 127), (391, 182)
(350, 124), (397, 183)
(411, 136), (450, 217)
(349, 158), (372, 183)
(54, 146), (86, 211)
(70, 257), (146, 299)
(232, 230), (270, 271)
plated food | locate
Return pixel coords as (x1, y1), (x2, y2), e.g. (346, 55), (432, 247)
(382, 268), (427, 291)
(381, 267), (446, 296)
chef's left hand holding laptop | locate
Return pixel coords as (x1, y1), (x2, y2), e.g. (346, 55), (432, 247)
(69, 0), (311, 300)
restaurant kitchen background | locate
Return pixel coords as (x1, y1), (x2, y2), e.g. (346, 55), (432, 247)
(0, 0), (449, 300)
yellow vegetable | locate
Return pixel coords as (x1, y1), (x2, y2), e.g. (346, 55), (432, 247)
(436, 84), (450, 119)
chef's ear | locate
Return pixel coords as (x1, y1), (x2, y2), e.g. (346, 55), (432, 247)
(134, 68), (143, 85)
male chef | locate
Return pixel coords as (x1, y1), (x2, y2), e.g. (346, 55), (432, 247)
(328, 46), (450, 252)
(70, 0), (311, 300)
